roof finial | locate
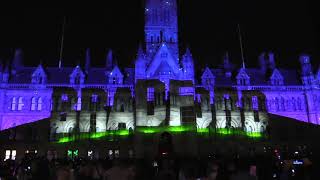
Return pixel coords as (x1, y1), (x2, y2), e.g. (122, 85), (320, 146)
(106, 49), (113, 70)
(237, 24), (246, 69)
(58, 16), (66, 69)
(12, 48), (23, 69)
(85, 48), (91, 72)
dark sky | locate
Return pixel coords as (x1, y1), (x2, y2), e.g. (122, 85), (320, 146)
(0, 0), (319, 70)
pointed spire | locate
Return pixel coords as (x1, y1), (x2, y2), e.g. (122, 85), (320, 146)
(137, 43), (145, 59)
(0, 60), (3, 72)
(106, 49), (113, 70)
(12, 48), (23, 69)
(185, 47), (192, 56)
(267, 52), (275, 69)
(4, 61), (10, 73)
(85, 48), (91, 72)
(223, 52), (231, 67)
(237, 24), (246, 69)
(316, 66), (320, 80)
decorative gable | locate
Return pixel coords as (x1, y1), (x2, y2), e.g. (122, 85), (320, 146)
(201, 67), (215, 86)
(69, 66), (85, 84)
(270, 68), (284, 85)
(31, 64), (47, 84)
(236, 68), (250, 85)
(107, 65), (123, 84)
(316, 68), (320, 84)
(146, 43), (180, 78)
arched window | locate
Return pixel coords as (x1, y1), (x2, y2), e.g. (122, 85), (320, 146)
(275, 97), (279, 111)
(120, 104), (125, 112)
(76, 97), (81, 111)
(31, 97), (36, 111)
(75, 76), (80, 84)
(18, 97), (24, 111)
(37, 97), (42, 111)
(11, 97), (17, 111)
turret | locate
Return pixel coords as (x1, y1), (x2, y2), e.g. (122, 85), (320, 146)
(299, 54), (314, 85)
(106, 49), (113, 71)
(182, 47), (194, 81)
(258, 52), (266, 73)
(2, 62), (10, 83)
(85, 48), (91, 73)
(11, 48), (23, 73)
(316, 66), (320, 84)
(0, 60), (3, 82)
(267, 52), (276, 70)
(223, 52), (232, 77)
(135, 44), (147, 80)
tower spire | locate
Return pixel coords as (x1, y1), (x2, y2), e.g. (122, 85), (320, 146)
(85, 48), (91, 72)
(106, 49), (113, 70)
(58, 16), (66, 69)
(12, 48), (23, 69)
(237, 24), (246, 69)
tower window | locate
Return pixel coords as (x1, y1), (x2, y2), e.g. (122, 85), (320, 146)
(147, 87), (155, 101)
(31, 97), (36, 111)
(37, 97), (42, 111)
(252, 96), (258, 110)
(61, 94), (68, 102)
(91, 94), (98, 103)
(18, 97), (24, 111)
(11, 97), (17, 111)
(161, 53), (168, 58)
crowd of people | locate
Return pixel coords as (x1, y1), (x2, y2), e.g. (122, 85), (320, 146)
(0, 145), (315, 180)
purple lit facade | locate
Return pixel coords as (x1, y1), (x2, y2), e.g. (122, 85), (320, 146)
(1, 0), (320, 134)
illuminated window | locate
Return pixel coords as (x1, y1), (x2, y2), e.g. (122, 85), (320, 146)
(37, 97), (42, 111)
(11, 97), (17, 110)
(161, 52), (168, 58)
(108, 150), (114, 160)
(179, 87), (194, 96)
(67, 149), (78, 159)
(18, 97), (24, 110)
(147, 87), (155, 101)
(4, 150), (16, 161)
(91, 94), (98, 103)
(114, 150), (120, 158)
(88, 150), (93, 159)
(61, 94), (68, 102)
(252, 96), (258, 110)
(76, 97), (81, 111)
(31, 97), (36, 111)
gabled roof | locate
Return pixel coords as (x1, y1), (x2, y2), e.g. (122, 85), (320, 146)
(32, 64), (47, 78)
(108, 65), (123, 78)
(316, 67), (320, 80)
(70, 66), (85, 78)
(236, 68), (250, 79)
(146, 43), (180, 77)
(201, 67), (214, 79)
(270, 68), (284, 80)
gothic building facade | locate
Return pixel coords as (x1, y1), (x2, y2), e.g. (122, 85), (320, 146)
(1, 0), (320, 159)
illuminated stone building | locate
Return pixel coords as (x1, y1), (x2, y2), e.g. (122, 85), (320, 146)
(1, 0), (320, 160)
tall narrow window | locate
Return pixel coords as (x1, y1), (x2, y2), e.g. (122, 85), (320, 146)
(11, 97), (17, 111)
(147, 87), (155, 101)
(18, 97), (24, 110)
(252, 96), (258, 110)
(37, 97), (42, 111)
(31, 97), (36, 111)
(76, 97), (81, 111)
(4, 150), (16, 161)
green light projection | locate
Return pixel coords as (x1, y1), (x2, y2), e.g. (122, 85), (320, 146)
(56, 126), (263, 143)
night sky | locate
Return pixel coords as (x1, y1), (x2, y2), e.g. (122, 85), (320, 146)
(0, 0), (319, 70)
